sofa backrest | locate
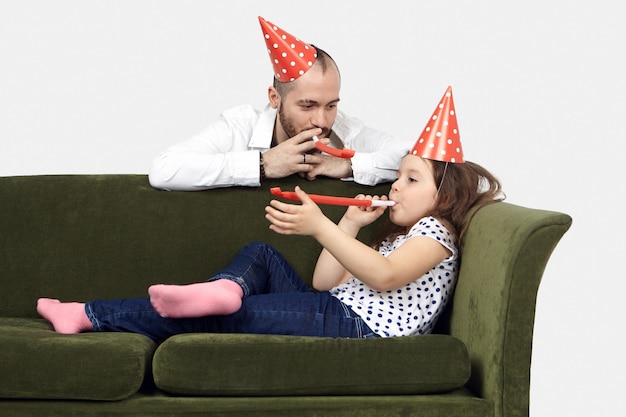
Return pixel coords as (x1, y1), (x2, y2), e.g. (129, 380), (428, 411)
(0, 174), (390, 318)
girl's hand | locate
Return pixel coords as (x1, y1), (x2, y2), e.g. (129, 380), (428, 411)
(265, 186), (331, 236)
(342, 194), (389, 228)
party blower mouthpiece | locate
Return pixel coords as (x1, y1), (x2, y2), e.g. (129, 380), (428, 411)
(270, 187), (395, 207)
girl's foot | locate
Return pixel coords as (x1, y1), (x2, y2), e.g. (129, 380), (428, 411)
(148, 279), (243, 318)
(36, 298), (92, 334)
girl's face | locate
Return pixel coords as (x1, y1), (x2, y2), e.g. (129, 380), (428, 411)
(388, 155), (439, 229)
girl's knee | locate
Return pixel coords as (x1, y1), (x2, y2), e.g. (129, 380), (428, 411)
(243, 241), (275, 254)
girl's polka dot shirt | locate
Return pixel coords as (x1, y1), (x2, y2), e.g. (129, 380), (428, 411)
(330, 216), (458, 337)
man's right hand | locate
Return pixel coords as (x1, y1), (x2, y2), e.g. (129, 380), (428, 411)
(262, 128), (324, 179)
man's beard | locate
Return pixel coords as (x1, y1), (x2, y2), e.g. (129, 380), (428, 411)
(278, 104), (330, 139)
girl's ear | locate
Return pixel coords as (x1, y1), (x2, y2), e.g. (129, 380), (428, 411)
(432, 190), (446, 211)
(430, 195), (439, 211)
(268, 87), (281, 109)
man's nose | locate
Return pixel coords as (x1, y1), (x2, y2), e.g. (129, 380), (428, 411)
(311, 108), (328, 129)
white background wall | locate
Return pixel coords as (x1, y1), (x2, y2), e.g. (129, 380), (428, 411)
(1, 1), (624, 415)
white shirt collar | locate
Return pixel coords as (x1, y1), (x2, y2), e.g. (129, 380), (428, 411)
(248, 105), (276, 149)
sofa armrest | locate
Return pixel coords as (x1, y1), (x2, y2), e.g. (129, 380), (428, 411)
(438, 202), (572, 417)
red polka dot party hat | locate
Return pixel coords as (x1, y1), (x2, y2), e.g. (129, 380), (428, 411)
(411, 86), (465, 163)
(258, 16), (317, 82)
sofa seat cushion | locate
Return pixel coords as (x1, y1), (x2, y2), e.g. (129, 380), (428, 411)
(0, 317), (156, 401)
(153, 333), (470, 396)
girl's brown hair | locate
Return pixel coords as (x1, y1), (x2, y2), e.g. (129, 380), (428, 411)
(374, 158), (504, 249)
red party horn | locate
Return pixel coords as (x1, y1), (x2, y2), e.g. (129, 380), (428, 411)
(313, 136), (355, 158)
(270, 187), (395, 207)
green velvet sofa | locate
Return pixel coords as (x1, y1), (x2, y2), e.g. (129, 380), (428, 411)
(0, 174), (571, 417)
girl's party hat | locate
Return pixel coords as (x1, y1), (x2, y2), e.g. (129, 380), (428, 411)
(258, 16), (317, 82)
(411, 86), (465, 163)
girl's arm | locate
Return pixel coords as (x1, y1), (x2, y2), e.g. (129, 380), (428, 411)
(265, 187), (451, 292)
(311, 207), (377, 291)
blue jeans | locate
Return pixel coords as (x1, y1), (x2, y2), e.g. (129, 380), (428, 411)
(85, 242), (377, 343)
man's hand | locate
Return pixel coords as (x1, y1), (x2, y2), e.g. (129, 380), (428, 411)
(301, 154), (352, 181)
(262, 129), (321, 179)
(262, 128), (353, 180)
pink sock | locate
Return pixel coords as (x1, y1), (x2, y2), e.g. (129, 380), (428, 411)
(148, 279), (243, 318)
(36, 298), (93, 334)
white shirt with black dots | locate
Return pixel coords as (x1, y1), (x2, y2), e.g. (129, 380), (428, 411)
(330, 216), (458, 337)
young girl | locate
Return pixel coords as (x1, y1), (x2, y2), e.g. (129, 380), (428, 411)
(37, 87), (503, 342)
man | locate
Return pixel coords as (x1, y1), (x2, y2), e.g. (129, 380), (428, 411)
(149, 17), (408, 191)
